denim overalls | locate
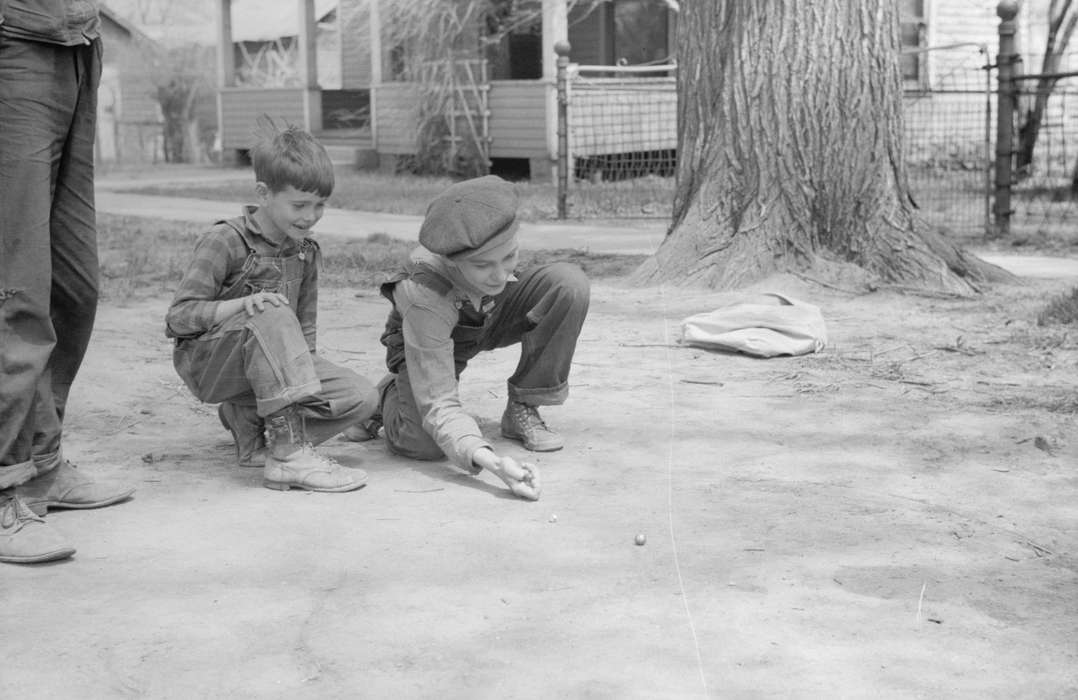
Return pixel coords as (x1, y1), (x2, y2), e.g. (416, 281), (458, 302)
(171, 218), (372, 435)
(375, 260), (591, 463)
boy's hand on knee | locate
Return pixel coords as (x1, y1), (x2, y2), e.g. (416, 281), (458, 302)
(244, 292), (289, 316)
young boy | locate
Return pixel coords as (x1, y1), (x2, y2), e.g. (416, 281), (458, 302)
(165, 122), (376, 492)
(348, 175), (590, 501)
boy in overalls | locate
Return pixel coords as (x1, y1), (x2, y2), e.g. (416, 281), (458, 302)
(349, 176), (590, 501)
(165, 123), (376, 492)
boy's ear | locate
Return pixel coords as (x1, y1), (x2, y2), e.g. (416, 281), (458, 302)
(254, 181), (271, 200)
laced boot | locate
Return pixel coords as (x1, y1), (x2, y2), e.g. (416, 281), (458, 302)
(218, 401), (267, 468)
(16, 460), (135, 516)
(263, 407), (368, 492)
(0, 491), (76, 564)
(501, 401), (564, 452)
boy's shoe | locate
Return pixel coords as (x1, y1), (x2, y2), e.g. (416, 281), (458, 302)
(341, 417), (383, 442)
(501, 401), (564, 452)
(0, 492), (76, 564)
(15, 460), (135, 516)
(263, 445), (368, 492)
(218, 402), (267, 468)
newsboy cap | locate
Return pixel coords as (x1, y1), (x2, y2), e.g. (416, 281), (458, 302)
(418, 175), (520, 258)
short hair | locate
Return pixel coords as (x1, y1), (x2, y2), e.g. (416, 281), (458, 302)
(250, 117), (334, 197)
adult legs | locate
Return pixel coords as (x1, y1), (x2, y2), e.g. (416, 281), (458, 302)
(0, 39), (129, 563)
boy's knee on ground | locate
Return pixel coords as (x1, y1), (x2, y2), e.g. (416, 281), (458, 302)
(383, 415), (444, 461)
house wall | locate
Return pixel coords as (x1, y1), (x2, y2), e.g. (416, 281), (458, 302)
(98, 18), (162, 163)
(219, 88), (308, 150)
(372, 83), (419, 154)
(372, 81), (551, 159)
(489, 81), (549, 158)
(339, 0), (371, 88)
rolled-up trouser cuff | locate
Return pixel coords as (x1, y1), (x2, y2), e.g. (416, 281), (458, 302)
(255, 379), (323, 417)
(32, 449), (61, 476)
(0, 460), (36, 489)
(507, 380), (568, 406)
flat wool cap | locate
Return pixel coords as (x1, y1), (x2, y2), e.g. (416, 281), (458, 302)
(419, 175), (519, 258)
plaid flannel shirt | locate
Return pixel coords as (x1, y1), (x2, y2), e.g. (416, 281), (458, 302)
(165, 206), (319, 351)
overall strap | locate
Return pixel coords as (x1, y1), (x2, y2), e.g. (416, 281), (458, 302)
(379, 260), (456, 304)
(214, 217), (256, 257)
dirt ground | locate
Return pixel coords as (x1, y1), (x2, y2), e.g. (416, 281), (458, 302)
(2, 268), (1076, 699)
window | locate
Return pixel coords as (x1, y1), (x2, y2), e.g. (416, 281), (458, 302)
(613, 0), (671, 66)
(899, 0), (928, 87)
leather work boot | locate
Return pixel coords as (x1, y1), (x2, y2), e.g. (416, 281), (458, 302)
(16, 460), (135, 517)
(218, 401), (267, 468)
(0, 492), (76, 564)
(263, 408), (367, 492)
(501, 401), (564, 452)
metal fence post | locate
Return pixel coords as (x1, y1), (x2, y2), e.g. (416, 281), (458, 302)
(555, 40), (571, 219)
(994, 0), (1020, 238)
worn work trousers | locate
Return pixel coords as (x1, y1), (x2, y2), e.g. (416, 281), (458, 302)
(176, 306), (378, 447)
(0, 37), (101, 489)
(382, 262), (591, 460)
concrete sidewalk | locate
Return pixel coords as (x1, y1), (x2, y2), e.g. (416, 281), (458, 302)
(95, 189), (668, 256)
(94, 177), (1078, 278)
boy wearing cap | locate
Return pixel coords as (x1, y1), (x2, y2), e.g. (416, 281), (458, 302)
(352, 175), (590, 501)
(165, 122), (376, 493)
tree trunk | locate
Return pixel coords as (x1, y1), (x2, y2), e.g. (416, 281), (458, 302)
(633, 1), (1010, 294)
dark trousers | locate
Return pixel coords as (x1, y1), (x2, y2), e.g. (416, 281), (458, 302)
(382, 262), (590, 460)
(0, 37), (101, 488)
(175, 306), (378, 447)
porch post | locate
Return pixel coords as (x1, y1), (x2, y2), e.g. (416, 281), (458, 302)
(216, 0), (234, 165)
(216, 0), (234, 88)
(541, 0), (569, 183)
(369, 0), (382, 150)
(297, 0), (321, 131)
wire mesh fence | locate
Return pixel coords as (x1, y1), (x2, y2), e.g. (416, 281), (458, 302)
(564, 64), (676, 219)
(561, 47), (994, 239)
(1007, 56), (1078, 245)
(902, 44), (992, 237)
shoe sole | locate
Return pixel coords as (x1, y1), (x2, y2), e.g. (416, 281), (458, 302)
(501, 429), (564, 452)
(0, 546), (77, 564)
(263, 479), (367, 493)
(26, 490), (135, 517)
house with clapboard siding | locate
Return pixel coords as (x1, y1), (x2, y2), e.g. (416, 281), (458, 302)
(214, 0), (677, 180)
(215, 1), (1047, 180)
(97, 4), (164, 163)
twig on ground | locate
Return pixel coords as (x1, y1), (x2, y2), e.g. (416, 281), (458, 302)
(789, 271), (866, 294)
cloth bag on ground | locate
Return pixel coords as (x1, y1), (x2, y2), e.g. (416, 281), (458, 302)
(679, 293), (827, 358)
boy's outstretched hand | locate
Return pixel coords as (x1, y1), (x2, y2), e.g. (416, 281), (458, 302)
(475, 448), (541, 500)
(244, 291), (289, 316)
(500, 456), (541, 501)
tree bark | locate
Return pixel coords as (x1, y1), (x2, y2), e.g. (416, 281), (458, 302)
(633, 0), (1010, 294)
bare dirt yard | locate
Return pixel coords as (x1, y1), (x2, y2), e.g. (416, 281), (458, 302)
(3, 266), (1076, 698)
